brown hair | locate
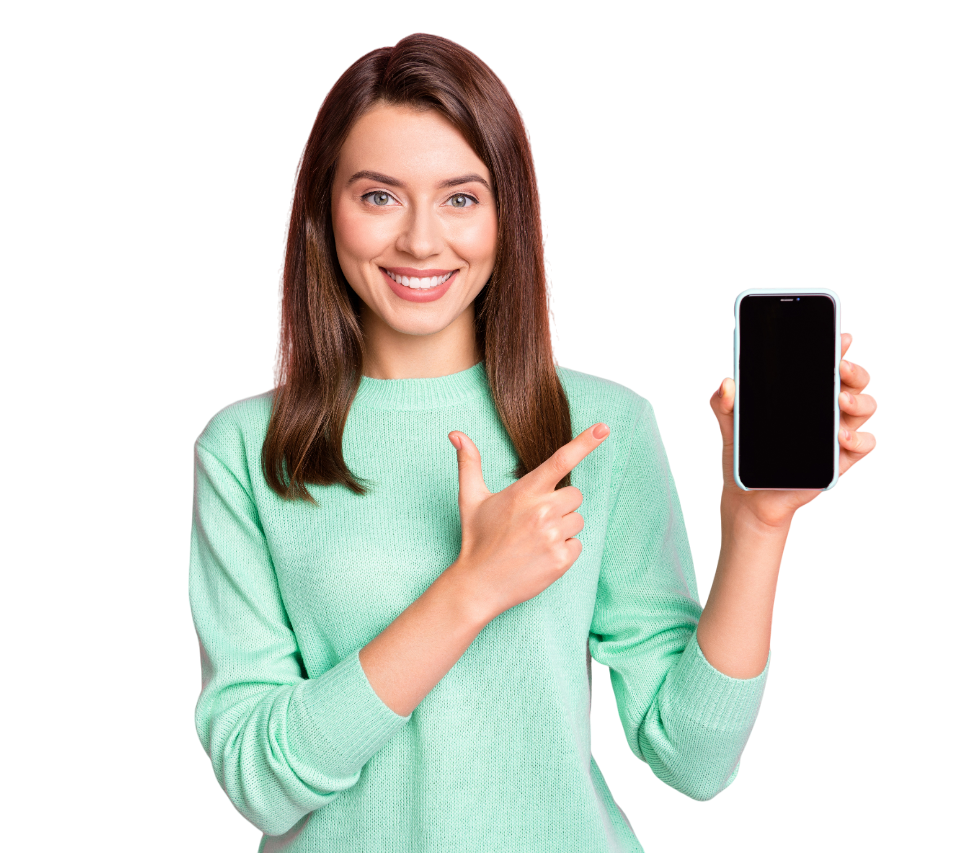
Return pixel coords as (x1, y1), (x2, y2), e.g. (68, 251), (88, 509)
(263, 32), (574, 503)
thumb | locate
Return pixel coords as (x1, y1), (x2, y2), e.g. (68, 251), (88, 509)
(448, 431), (491, 506)
(711, 377), (736, 449)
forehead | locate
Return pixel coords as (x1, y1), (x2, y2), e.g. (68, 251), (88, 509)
(336, 102), (490, 184)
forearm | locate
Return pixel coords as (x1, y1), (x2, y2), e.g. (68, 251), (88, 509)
(359, 561), (491, 717)
(696, 496), (791, 678)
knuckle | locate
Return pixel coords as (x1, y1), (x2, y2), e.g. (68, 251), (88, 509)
(531, 501), (552, 525)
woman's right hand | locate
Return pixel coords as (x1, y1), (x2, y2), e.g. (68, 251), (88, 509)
(446, 423), (611, 623)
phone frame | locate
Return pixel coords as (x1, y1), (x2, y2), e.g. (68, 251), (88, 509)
(733, 287), (842, 491)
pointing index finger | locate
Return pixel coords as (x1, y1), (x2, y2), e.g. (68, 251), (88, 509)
(521, 423), (610, 493)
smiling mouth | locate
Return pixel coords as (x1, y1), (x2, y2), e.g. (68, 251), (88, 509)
(381, 268), (457, 290)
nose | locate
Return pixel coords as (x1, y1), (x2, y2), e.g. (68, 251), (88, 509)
(394, 201), (445, 260)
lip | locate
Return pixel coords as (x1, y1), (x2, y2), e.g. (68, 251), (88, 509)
(380, 266), (458, 303)
(384, 266), (456, 277)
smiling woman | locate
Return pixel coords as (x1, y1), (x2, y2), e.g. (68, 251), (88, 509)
(189, 31), (778, 853)
(261, 34), (569, 502)
(331, 104), (498, 318)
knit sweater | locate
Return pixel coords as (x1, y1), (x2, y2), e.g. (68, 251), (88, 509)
(188, 359), (771, 852)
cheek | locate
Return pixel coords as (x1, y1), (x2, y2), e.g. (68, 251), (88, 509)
(453, 211), (498, 263)
(332, 203), (391, 260)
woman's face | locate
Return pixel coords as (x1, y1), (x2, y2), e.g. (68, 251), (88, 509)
(331, 102), (498, 370)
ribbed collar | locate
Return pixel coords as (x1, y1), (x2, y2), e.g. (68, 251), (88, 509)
(352, 359), (491, 410)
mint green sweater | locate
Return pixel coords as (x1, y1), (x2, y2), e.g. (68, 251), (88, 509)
(189, 359), (770, 852)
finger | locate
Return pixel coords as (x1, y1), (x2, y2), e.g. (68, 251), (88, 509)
(449, 431), (492, 504)
(714, 377), (735, 415)
(839, 358), (873, 396)
(839, 390), (878, 422)
(841, 331), (853, 359)
(839, 432), (876, 477)
(839, 426), (875, 454)
(522, 423), (610, 493)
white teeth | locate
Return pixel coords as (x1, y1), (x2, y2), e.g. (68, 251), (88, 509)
(386, 269), (455, 289)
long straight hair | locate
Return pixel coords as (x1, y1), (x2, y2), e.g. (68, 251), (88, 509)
(263, 33), (574, 503)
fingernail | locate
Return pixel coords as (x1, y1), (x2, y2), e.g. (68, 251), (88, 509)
(450, 433), (462, 450)
(842, 359), (851, 372)
(718, 381), (724, 398)
(842, 428), (850, 441)
(593, 423), (609, 439)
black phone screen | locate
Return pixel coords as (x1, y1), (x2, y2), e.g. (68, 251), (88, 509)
(737, 294), (837, 489)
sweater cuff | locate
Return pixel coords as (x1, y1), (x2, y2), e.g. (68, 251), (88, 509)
(287, 648), (412, 776)
(661, 629), (770, 732)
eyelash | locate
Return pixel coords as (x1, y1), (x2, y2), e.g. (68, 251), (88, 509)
(360, 190), (480, 208)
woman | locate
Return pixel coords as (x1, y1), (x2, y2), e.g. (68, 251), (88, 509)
(188, 33), (876, 851)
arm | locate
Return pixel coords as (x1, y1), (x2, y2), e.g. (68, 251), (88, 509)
(358, 563), (490, 717)
(700, 335), (878, 677)
(696, 499), (790, 679)
(190, 439), (407, 836)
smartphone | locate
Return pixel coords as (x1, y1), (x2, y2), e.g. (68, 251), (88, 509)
(733, 288), (841, 490)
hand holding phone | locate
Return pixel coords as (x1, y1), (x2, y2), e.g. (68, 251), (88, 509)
(710, 288), (877, 526)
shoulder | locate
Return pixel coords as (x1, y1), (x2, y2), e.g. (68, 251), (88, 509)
(555, 363), (653, 431)
(195, 388), (275, 455)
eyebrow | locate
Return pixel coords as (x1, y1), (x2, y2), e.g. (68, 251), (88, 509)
(347, 170), (492, 193)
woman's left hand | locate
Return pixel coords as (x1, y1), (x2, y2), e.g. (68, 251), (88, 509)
(712, 331), (877, 528)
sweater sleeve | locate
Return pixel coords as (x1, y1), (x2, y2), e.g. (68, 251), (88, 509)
(188, 437), (412, 836)
(588, 398), (770, 801)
